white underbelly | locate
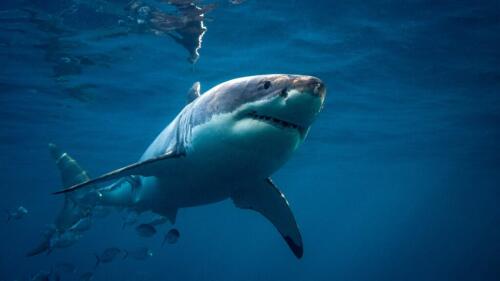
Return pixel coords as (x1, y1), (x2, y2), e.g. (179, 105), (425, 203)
(138, 114), (302, 209)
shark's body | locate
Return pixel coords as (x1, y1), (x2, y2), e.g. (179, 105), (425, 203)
(30, 74), (326, 258)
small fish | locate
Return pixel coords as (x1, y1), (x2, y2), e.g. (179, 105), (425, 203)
(229, 0), (246, 4)
(163, 228), (180, 245)
(31, 268), (60, 281)
(49, 230), (82, 251)
(124, 247), (153, 260)
(31, 270), (50, 281)
(91, 206), (111, 218)
(121, 211), (139, 229)
(80, 271), (94, 281)
(54, 262), (76, 273)
(135, 223), (157, 237)
(146, 214), (168, 226)
(5, 206), (28, 221)
(95, 247), (124, 267)
(69, 217), (92, 233)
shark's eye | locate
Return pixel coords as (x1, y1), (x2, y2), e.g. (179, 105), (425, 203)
(263, 81), (271, 89)
(280, 88), (288, 98)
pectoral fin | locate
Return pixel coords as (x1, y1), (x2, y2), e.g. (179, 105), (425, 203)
(53, 150), (185, 195)
(231, 178), (303, 258)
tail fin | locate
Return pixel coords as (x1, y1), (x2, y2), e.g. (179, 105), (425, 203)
(27, 144), (92, 257)
(49, 143), (94, 229)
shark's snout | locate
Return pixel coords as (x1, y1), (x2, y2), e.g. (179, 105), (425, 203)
(235, 75), (326, 141)
(291, 76), (326, 99)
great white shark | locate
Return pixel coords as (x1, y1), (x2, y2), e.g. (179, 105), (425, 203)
(29, 74), (326, 258)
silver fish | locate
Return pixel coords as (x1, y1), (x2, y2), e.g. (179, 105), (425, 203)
(31, 271), (50, 281)
(49, 230), (82, 251)
(5, 206), (28, 221)
(91, 206), (111, 218)
(145, 214), (168, 226)
(54, 262), (76, 273)
(135, 223), (157, 237)
(125, 247), (153, 260)
(121, 211), (139, 229)
(163, 228), (180, 245)
(80, 271), (94, 281)
(95, 247), (124, 267)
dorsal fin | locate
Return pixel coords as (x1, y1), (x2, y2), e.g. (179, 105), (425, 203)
(49, 143), (90, 188)
(187, 81), (201, 103)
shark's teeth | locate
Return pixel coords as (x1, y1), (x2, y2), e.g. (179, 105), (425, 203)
(247, 112), (301, 131)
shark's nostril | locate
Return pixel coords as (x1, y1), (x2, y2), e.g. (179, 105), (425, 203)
(313, 82), (325, 97)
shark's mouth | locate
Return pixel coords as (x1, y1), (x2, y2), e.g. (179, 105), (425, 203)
(247, 111), (304, 134)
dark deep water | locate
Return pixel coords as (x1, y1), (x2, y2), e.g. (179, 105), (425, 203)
(1, 0), (500, 280)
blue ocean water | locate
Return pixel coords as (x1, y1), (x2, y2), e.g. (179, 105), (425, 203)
(1, 0), (499, 280)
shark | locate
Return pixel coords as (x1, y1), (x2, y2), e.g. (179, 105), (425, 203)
(29, 74), (326, 258)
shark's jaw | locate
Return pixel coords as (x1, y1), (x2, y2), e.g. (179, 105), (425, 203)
(233, 86), (325, 141)
(246, 111), (307, 137)
(188, 85), (325, 180)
